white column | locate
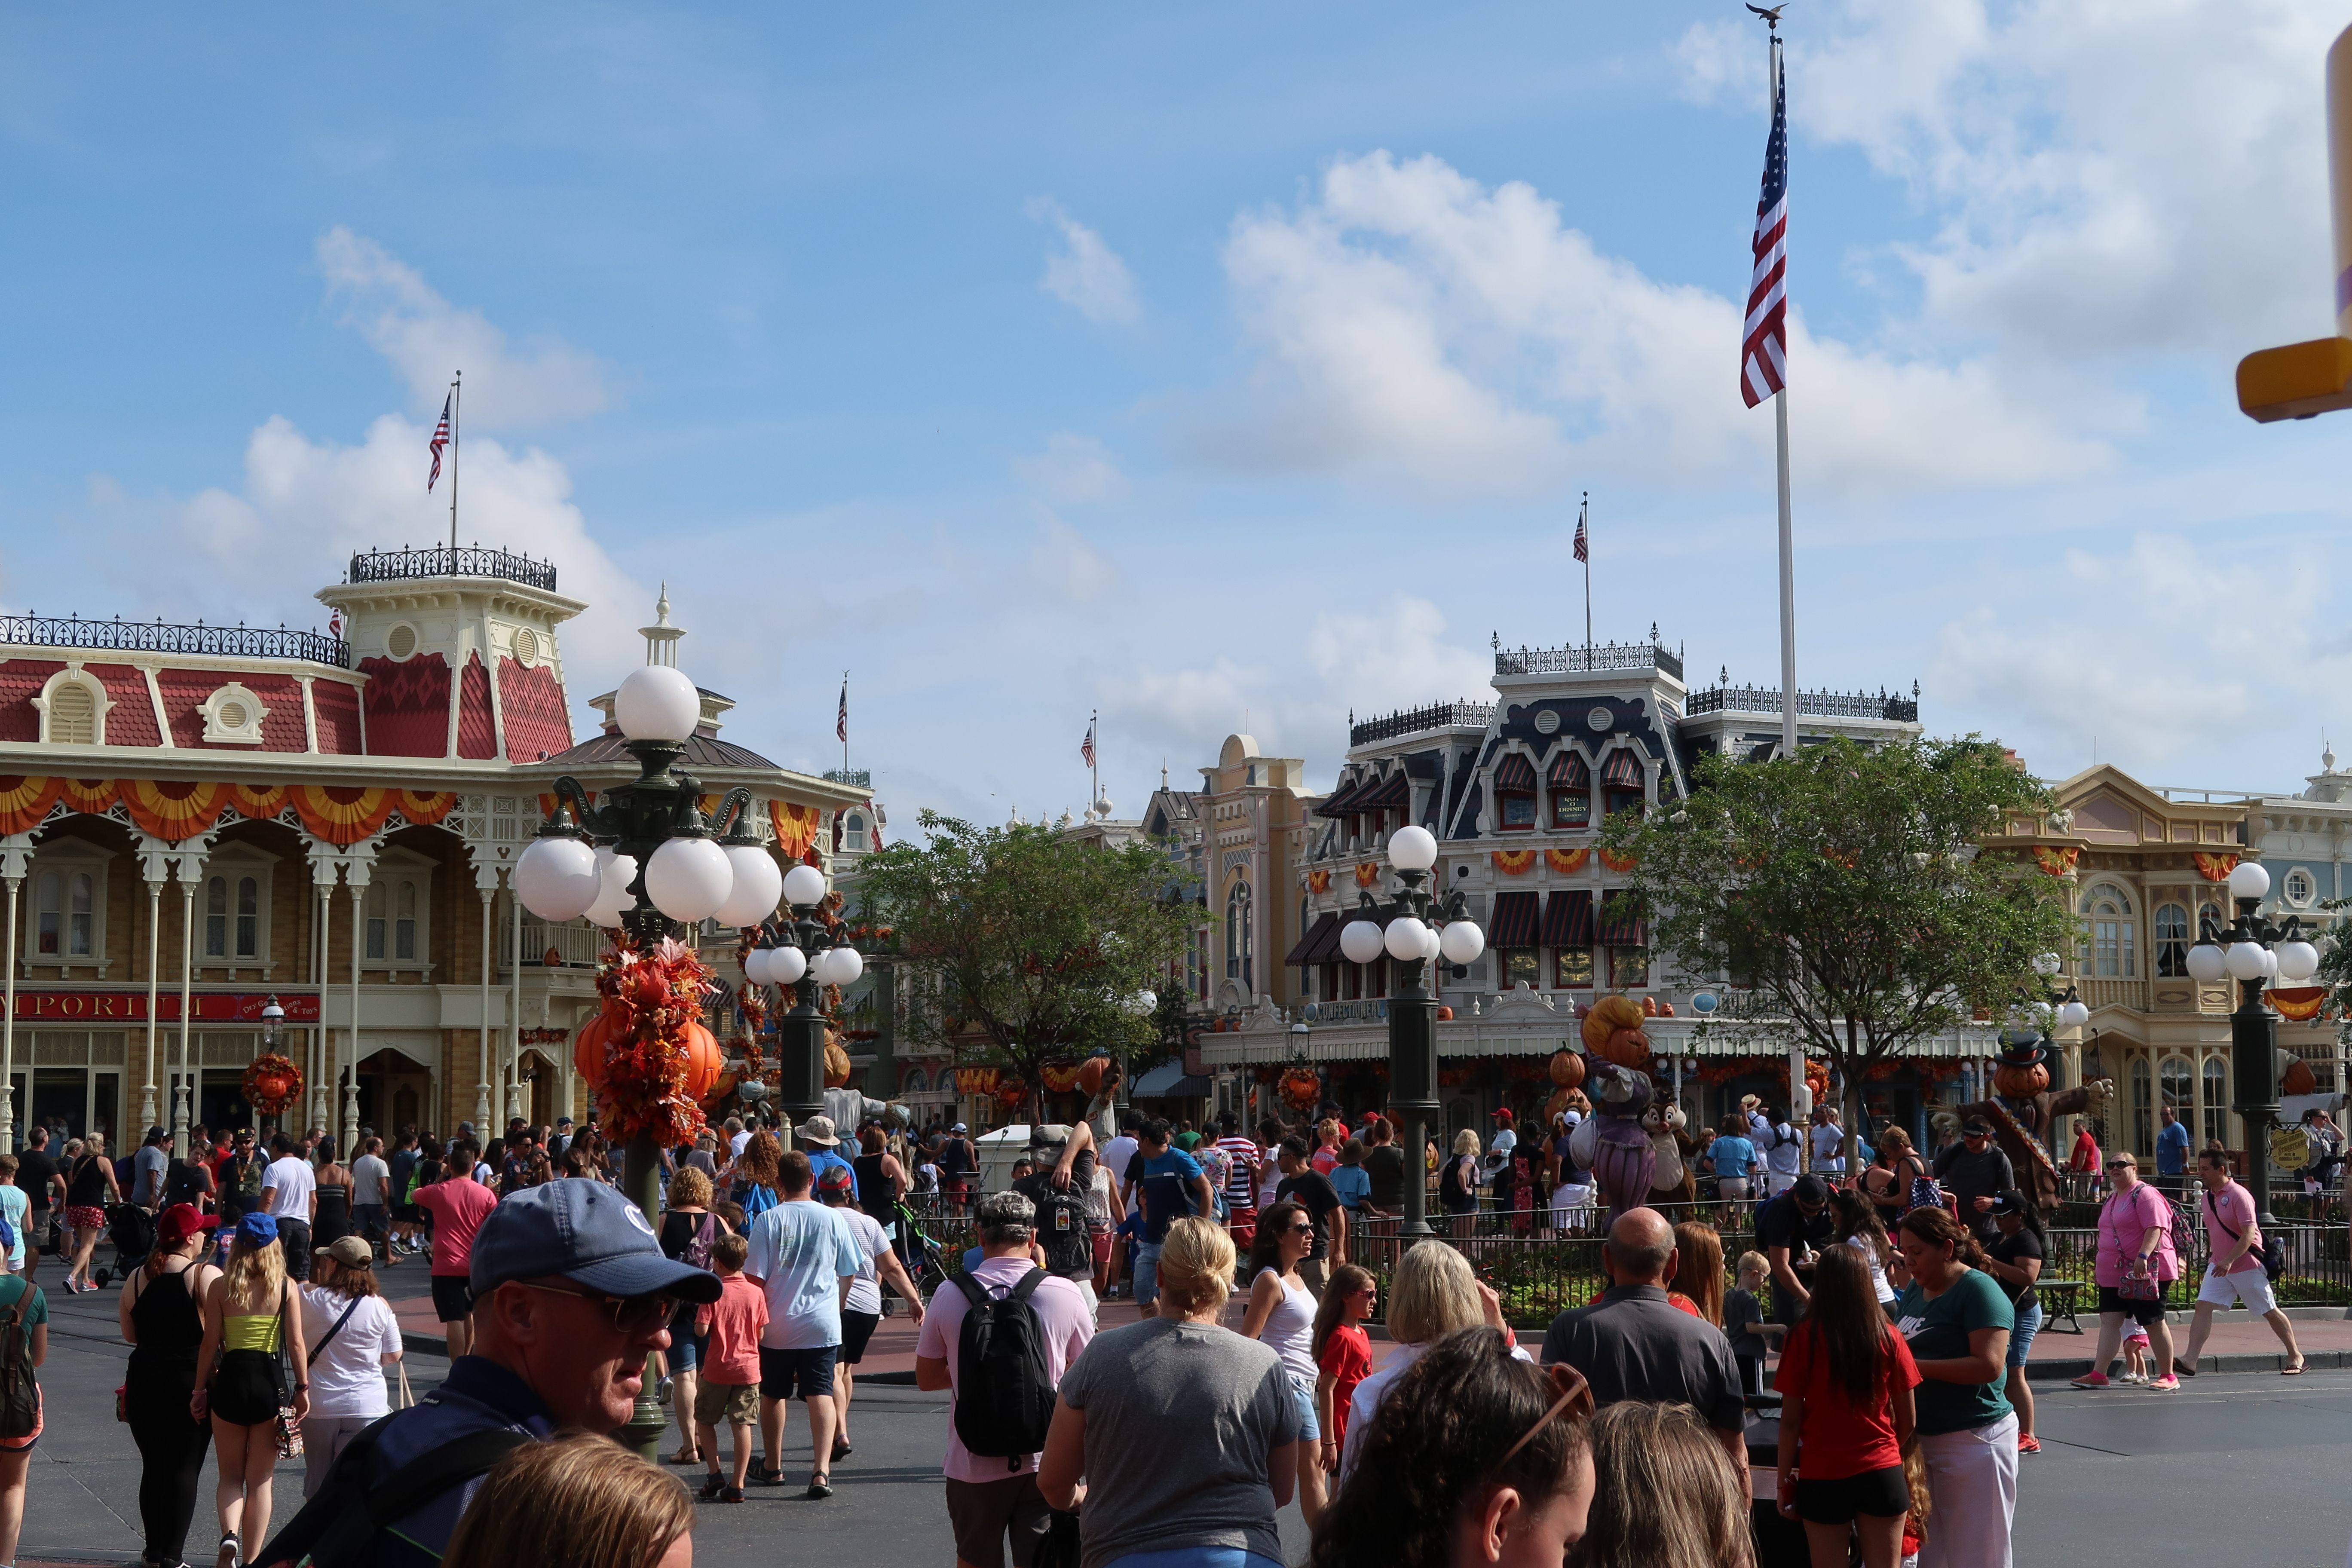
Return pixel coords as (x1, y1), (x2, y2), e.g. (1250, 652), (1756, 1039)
(507, 883), (524, 1124)
(343, 874), (364, 1155)
(175, 871), (196, 1152)
(140, 871), (162, 1134)
(0, 842), (26, 1154)
(311, 877), (332, 1134)
(477, 882), (494, 1133)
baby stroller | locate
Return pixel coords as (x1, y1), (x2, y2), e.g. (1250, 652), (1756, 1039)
(92, 1203), (156, 1289)
(894, 1197), (948, 1302)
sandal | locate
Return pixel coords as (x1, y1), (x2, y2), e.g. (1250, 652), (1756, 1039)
(2284, 1360), (2307, 1376)
(806, 1473), (833, 1500)
(671, 1445), (701, 1466)
(721, 1484), (747, 1504)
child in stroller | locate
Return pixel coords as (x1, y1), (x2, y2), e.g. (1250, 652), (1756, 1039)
(92, 1202), (156, 1289)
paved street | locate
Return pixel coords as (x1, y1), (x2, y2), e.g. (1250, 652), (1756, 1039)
(14, 1268), (2352, 1567)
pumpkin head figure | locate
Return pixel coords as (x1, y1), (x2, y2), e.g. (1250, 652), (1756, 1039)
(1582, 994), (1651, 1069)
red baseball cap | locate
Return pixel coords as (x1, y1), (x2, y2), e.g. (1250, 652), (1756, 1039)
(156, 1203), (219, 1248)
(1491, 1108), (1515, 1124)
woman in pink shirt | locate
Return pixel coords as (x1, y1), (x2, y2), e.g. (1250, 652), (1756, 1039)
(2070, 1151), (2179, 1391)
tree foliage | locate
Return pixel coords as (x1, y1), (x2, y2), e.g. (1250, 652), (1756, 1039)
(854, 811), (1192, 1104)
(1601, 737), (2074, 1137)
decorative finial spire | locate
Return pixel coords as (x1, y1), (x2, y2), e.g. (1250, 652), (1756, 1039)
(639, 586), (686, 668)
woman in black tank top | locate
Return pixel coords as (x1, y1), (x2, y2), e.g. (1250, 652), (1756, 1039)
(850, 1127), (904, 1223)
(119, 1209), (220, 1568)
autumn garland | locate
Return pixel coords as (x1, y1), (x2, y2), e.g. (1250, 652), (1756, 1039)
(593, 937), (716, 1147)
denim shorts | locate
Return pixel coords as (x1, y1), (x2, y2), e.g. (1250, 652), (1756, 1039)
(2006, 1298), (2042, 1369)
(1288, 1372), (1319, 1442)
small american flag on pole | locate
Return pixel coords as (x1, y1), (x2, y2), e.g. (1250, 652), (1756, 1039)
(1571, 502), (1589, 564)
(427, 394), (452, 490)
(836, 680), (848, 744)
(1741, 48), (1789, 408)
(1081, 720), (1096, 768)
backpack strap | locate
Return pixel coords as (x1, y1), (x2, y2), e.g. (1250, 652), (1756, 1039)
(366, 1427), (535, 1528)
(949, 1271), (993, 1311)
(1006, 1267), (1048, 1304)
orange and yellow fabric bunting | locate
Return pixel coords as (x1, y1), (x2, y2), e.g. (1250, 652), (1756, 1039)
(1491, 849), (1536, 876)
(2270, 986), (2328, 1021)
(0, 778), (62, 836)
(2032, 845), (2079, 876)
(2193, 851), (2238, 883)
(1353, 861), (1382, 888)
(121, 780), (230, 842)
(395, 790), (456, 826)
(771, 800), (823, 860)
(1546, 847), (1590, 874)
(1599, 848), (1639, 873)
(228, 783), (289, 820)
(58, 779), (117, 815)
(291, 785), (400, 847)
(1306, 869), (1331, 894)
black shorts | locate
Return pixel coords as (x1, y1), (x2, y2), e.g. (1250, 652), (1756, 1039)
(2097, 1284), (2168, 1326)
(431, 1274), (475, 1323)
(209, 1348), (283, 1428)
(839, 1310), (881, 1366)
(759, 1344), (837, 1401)
(946, 1473), (1050, 1568)
(1793, 1464), (1909, 1525)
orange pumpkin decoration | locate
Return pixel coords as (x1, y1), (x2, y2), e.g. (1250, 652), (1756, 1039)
(683, 1020), (723, 1100)
(1544, 1087), (1571, 1122)
(1581, 995), (1651, 1068)
(1436, 1005), (1454, 1021)
(574, 1010), (619, 1087)
(1548, 1047), (1587, 1090)
(1078, 1056), (1109, 1096)
(824, 1038), (854, 1088)
(1993, 1062), (2049, 1099)
(2284, 1058), (2319, 1097)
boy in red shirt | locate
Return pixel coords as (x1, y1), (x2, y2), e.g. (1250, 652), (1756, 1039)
(695, 1231), (771, 1502)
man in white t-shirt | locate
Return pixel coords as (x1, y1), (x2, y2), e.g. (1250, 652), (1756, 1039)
(817, 1164), (925, 1460)
(1101, 1118), (1140, 1211)
(260, 1133), (319, 1280)
(744, 1150), (860, 1498)
(916, 1189), (1094, 1568)
(726, 1116), (753, 1161)
(1810, 1108), (1846, 1176)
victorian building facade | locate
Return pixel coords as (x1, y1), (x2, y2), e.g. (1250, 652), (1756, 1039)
(0, 549), (866, 1156)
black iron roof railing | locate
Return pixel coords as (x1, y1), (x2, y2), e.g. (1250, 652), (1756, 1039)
(1686, 683), (1919, 723)
(1351, 700), (1497, 748)
(1495, 640), (1684, 680)
(347, 545), (557, 592)
(0, 613), (349, 668)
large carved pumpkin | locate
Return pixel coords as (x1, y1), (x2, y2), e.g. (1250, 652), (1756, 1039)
(1078, 1056), (1110, 1096)
(2284, 1058), (2319, 1097)
(1993, 1062), (2049, 1099)
(824, 1037), (854, 1089)
(683, 1020), (723, 1100)
(1582, 995), (1651, 1069)
(1548, 1047), (1587, 1090)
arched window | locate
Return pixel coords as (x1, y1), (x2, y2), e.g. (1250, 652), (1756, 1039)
(2079, 885), (2136, 978)
(237, 876), (260, 959)
(46, 683), (95, 744)
(2131, 1058), (2152, 1152)
(2154, 903), (2190, 977)
(2159, 1057), (2192, 1136)
(1225, 881), (1253, 989)
(205, 876), (229, 958)
(903, 1068), (928, 1096)
(2202, 1057), (2228, 1145)
(33, 872), (59, 957)
(844, 812), (868, 852)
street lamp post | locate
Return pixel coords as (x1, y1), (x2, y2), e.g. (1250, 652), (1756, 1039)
(1334, 826), (1482, 1244)
(511, 662), (816, 1458)
(744, 864), (866, 1130)
(2184, 861), (2319, 1225)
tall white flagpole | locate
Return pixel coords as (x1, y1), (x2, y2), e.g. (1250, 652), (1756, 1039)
(449, 370), (462, 553)
(1766, 27), (1798, 761)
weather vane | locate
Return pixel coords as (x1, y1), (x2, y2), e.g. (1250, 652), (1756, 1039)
(1746, 3), (1788, 34)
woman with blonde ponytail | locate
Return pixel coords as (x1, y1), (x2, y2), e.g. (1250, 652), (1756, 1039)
(192, 1213), (308, 1568)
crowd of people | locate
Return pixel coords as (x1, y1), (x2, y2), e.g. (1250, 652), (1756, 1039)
(0, 1088), (2318, 1568)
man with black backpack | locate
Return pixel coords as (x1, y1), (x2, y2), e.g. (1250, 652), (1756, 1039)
(916, 1190), (1095, 1568)
(1014, 1124), (1101, 1319)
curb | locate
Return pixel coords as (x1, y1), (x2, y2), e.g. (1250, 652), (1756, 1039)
(2029, 1349), (2349, 1381)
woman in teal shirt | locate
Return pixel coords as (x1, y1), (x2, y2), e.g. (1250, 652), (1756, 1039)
(1893, 1207), (2015, 1568)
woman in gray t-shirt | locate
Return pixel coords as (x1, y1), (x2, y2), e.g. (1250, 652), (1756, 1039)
(1041, 1217), (1302, 1568)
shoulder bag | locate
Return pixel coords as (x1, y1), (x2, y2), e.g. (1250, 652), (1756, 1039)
(2204, 1189), (2285, 1283)
(274, 1285), (306, 1459)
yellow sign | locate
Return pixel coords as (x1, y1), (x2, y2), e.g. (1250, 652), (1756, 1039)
(2272, 1126), (2311, 1171)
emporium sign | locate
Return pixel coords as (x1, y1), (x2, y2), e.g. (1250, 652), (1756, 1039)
(5, 991), (322, 1024)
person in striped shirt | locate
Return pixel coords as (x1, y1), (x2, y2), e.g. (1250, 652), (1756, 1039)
(1213, 1115), (1262, 1247)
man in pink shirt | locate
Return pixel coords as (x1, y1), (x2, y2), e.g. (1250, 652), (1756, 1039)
(916, 1190), (1094, 1568)
(2177, 1147), (2304, 1376)
(413, 1143), (499, 1358)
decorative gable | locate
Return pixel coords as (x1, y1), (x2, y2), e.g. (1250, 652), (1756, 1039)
(196, 682), (269, 745)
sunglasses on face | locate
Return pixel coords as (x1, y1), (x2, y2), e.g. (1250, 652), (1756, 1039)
(508, 1279), (674, 1335)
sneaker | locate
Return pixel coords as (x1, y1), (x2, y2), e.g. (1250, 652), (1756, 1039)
(656, 1376), (673, 1406)
(2067, 1371), (2110, 1389)
(721, 1485), (746, 1504)
(2122, 1371), (2149, 1385)
(700, 1473), (724, 1501)
(2017, 1434), (2042, 1455)
(2147, 1374), (2180, 1392)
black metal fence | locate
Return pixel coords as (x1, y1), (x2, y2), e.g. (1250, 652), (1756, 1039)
(0, 612), (347, 667)
(347, 544), (558, 592)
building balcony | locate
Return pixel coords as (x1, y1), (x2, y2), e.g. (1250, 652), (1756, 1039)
(1686, 683), (1918, 723)
(346, 544), (558, 594)
(1495, 640), (1682, 681)
(2078, 977), (2148, 1013)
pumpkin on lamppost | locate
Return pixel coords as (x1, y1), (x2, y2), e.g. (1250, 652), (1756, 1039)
(1547, 1047), (1587, 1090)
(242, 1054), (303, 1120)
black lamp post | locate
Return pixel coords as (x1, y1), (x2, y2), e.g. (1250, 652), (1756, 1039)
(1332, 825), (1482, 1243)
(744, 865), (867, 1130)
(2184, 860), (2321, 1225)
(512, 663), (799, 1458)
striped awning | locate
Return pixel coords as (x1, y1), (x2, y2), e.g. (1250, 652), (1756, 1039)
(1547, 750), (1590, 789)
(1600, 748), (1645, 788)
(1316, 774), (1375, 817)
(1493, 752), (1538, 792)
(1286, 911), (1341, 968)
(1358, 771), (1409, 808)
(1489, 890), (1541, 948)
(1542, 889), (1593, 948)
(1596, 891), (1648, 946)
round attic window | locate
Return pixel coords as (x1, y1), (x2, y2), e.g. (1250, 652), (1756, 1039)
(512, 627), (540, 667)
(386, 624), (419, 660)
(217, 701), (248, 729)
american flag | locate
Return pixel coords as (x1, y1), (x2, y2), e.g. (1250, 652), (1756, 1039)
(1081, 719), (1096, 768)
(328, 609), (343, 637)
(836, 680), (848, 744)
(1741, 49), (1789, 409)
(1571, 499), (1589, 564)
(427, 394), (452, 490)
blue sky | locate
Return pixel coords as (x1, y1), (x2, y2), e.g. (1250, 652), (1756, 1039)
(6, 1), (2352, 825)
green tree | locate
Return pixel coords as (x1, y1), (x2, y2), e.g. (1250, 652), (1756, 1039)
(855, 811), (1192, 1120)
(1601, 736), (2075, 1161)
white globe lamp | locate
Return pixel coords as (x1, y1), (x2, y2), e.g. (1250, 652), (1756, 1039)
(2224, 941), (2269, 981)
(744, 946), (774, 985)
(644, 836), (733, 922)
(1338, 919), (1386, 965)
(584, 848), (637, 928)
(1388, 824), (1438, 872)
(1383, 917), (1429, 962)
(1420, 922), (1444, 961)
(2184, 942), (2227, 983)
(613, 665), (702, 743)
(2277, 940), (2320, 983)
(821, 946), (865, 986)
(714, 845), (784, 928)
(2056, 998), (2091, 1030)
(513, 836), (601, 922)
(769, 945), (808, 986)
(1438, 920), (1485, 965)
(2227, 860), (2272, 903)
(783, 864), (830, 909)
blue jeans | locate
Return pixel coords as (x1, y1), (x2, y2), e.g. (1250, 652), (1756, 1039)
(1133, 1242), (1163, 1308)
(2006, 1298), (2043, 1369)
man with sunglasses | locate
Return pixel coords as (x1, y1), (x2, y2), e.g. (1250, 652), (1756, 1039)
(1932, 1117), (2017, 1244)
(260, 1176), (720, 1568)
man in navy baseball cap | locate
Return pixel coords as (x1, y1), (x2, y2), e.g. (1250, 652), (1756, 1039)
(264, 1179), (717, 1568)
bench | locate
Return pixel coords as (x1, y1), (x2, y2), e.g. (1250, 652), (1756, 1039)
(2039, 1278), (2086, 1334)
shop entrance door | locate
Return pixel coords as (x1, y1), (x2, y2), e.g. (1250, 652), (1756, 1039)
(359, 1051), (432, 1139)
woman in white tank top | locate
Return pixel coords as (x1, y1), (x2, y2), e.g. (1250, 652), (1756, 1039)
(1239, 1198), (1328, 1529)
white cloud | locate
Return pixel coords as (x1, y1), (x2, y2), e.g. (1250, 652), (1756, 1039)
(317, 227), (612, 426)
(1929, 531), (2345, 773)
(1675, 1), (2342, 356)
(1015, 432), (1129, 504)
(1025, 516), (1120, 604)
(1197, 150), (2118, 501)
(1029, 200), (1141, 325)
